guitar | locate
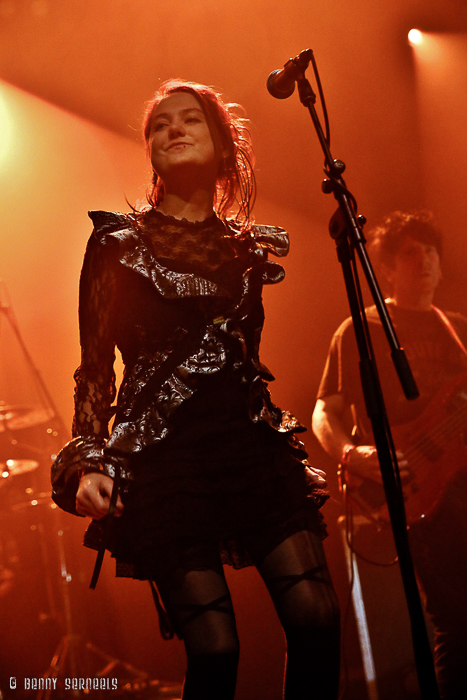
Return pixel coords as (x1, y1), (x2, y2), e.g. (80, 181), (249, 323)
(341, 371), (467, 526)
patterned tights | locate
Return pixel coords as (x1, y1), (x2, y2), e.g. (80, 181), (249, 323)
(160, 530), (341, 700)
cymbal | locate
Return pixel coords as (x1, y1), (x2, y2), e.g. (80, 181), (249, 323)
(0, 404), (32, 419)
(0, 460), (40, 493)
(1, 459), (40, 477)
(9, 492), (53, 511)
(0, 405), (55, 432)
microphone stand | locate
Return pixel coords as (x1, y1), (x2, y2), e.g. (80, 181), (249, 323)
(269, 51), (440, 699)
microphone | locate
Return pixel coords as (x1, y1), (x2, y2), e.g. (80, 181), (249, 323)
(267, 49), (313, 99)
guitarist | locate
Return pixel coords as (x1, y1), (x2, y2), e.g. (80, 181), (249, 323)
(312, 210), (467, 700)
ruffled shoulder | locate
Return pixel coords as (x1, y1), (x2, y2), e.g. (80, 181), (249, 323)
(248, 223), (289, 285)
(224, 219), (289, 259)
(88, 210), (135, 236)
(251, 224), (289, 258)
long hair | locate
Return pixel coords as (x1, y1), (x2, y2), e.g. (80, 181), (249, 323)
(141, 79), (256, 230)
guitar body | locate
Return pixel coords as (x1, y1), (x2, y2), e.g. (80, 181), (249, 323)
(346, 371), (467, 526)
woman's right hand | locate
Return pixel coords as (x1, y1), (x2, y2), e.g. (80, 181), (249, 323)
(76, 472), (124, 519)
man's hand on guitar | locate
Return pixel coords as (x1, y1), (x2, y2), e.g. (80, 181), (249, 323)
(344, 445), (409, 485)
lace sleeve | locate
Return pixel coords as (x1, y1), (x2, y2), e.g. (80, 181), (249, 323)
(72, 233), (118, 439)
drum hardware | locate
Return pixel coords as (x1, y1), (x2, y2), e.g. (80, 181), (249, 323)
(0, 284), (69, 688)
(1, 284), (177, 697)
(0, 282), (68, 441)
(37, 511), (157, 700)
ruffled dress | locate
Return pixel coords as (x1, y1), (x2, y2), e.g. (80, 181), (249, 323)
(51, 209), (328, 590)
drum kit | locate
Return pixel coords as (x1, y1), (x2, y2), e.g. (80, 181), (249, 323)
(0, 402), (57, 496)
(0, 410), (183, 700)
(0, 295), (182, 698)
(0, 400), (65, 678)
(0, 401), (59, 578)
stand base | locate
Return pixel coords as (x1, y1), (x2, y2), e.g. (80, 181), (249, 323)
(339, 515), (434, 700)
(38, 634), (183, 699)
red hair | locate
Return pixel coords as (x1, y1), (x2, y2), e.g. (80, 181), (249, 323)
(141, 79), (256, 229)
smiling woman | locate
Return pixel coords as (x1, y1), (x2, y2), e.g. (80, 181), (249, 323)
(51, 79), (340, 700)
(149, 93), (219, 176)
(142, 79), (256, 227)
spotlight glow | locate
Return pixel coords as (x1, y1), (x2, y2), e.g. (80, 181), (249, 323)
(408, 29), (423, 46)
(0, 91), (14, 166)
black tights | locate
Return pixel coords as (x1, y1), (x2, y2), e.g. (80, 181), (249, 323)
(160, 530), (341, 700)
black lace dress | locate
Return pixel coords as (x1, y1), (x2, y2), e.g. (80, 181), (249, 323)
(51, 208), (328, 588)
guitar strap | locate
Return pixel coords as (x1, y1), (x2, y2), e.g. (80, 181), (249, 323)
(431, 305), (467, 359)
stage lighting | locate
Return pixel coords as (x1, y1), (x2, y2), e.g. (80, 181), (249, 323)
(0, 90), (14, 165)
(408, 29), (423, 46)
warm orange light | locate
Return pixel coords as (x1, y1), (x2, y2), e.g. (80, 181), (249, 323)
(408, 29), (423, 46)
(0, 90), (13, 165)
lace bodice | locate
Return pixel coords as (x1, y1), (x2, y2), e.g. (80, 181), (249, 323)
(141, 209), (237, 272)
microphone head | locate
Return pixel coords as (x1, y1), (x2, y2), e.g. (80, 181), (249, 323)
(267, 69), (296, 99)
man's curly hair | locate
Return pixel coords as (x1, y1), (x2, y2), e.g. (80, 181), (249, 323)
(368, 210), (443, 268)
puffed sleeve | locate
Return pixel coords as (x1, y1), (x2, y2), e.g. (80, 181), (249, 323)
(51, 232), (119, 515)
